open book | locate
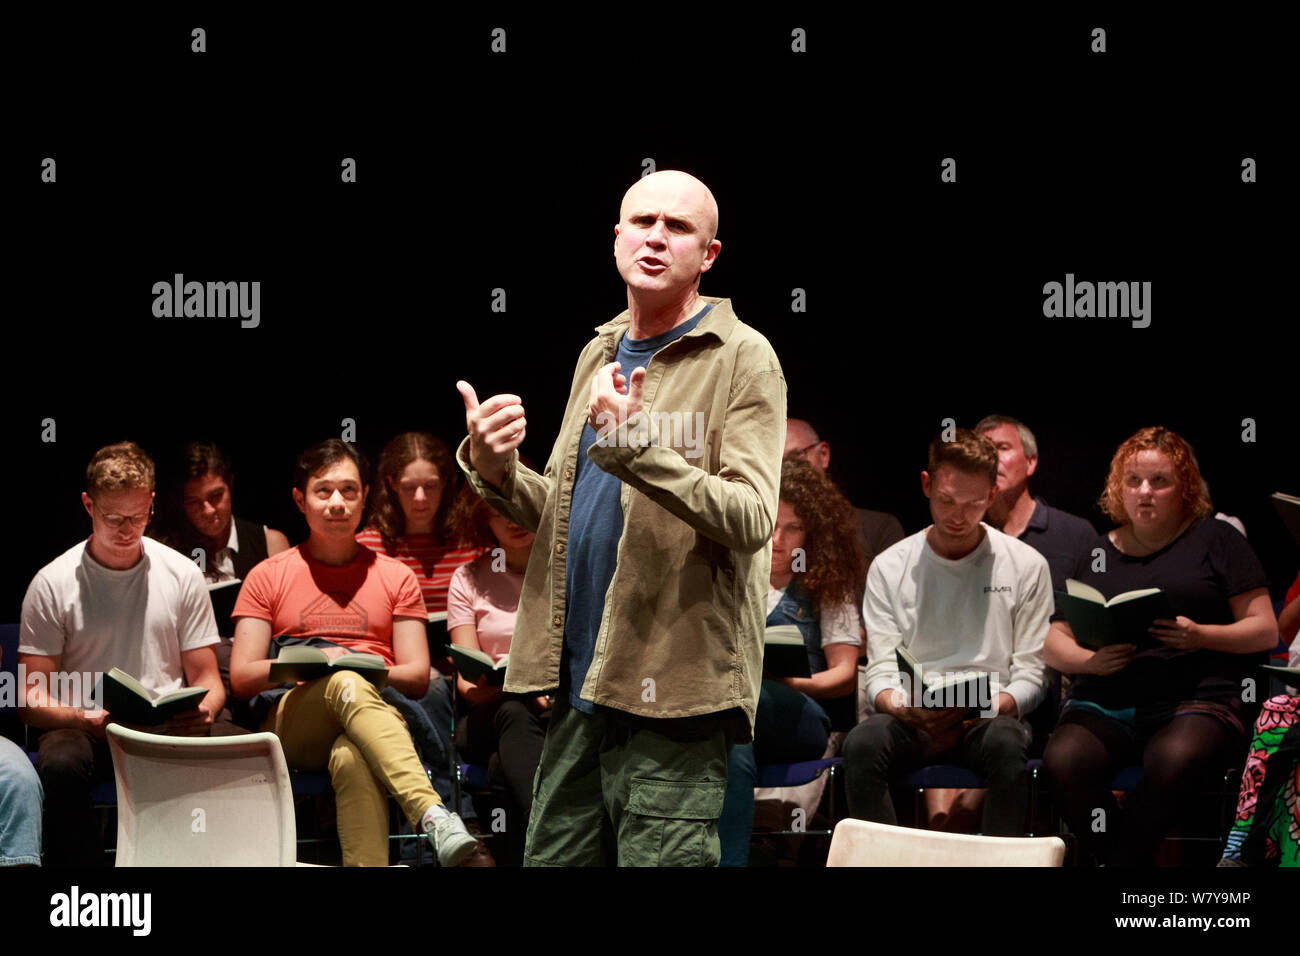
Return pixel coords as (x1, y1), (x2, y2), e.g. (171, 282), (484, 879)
(895, 645), (991, 712)
(427, 611), (450, 657)
(98, 668), (209, 726)
(1272, 492), (1300, 546)
(448, 644), (509, 685)
(763, 625), (811, 679)
(206, 577), (242, 634)
(1262, 664), (1300, 682)
(1055, 579), (1173, 650)
(267, 646), (389, 688)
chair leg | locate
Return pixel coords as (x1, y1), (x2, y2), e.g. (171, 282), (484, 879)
(1028, 765), (1039, 837)
(450, 677), (463, 825)
(827, 765), (836, 827)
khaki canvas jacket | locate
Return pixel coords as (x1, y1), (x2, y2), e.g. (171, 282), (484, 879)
(456, 296), (786, 741)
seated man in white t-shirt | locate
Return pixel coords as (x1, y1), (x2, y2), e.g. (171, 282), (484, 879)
(19, 442), (224, 867)
(842, 429), (1051, 836)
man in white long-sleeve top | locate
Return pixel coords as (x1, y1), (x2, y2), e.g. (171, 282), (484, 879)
(842, 429), (1052, 836)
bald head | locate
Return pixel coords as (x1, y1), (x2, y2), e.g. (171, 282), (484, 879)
(784, 418), (830, 472)
(614, 170), (723, 304)
(620, 170), (719, 244)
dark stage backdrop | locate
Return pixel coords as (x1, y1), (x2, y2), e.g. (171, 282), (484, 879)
(6, 12), (1294, 616)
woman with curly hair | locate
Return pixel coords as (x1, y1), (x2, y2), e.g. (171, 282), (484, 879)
(1043, 426), (1278, 866)
(718, 456), (864, 866)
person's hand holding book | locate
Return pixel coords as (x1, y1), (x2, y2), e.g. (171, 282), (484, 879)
(79, 708), (112, 739)
(162, 703), (214, 737)
(1149, 616), (1203, 650)
(461, 672), (502, 706)
(1082, 643), (1137, 675)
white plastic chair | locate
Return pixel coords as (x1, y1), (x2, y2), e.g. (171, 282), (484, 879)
(826, 817), (1066, 867)
(107, 724), (298, 866)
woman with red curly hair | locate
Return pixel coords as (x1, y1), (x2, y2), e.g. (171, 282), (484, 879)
(718, 457), (864, 866)
(1043, 426), (1278, 865)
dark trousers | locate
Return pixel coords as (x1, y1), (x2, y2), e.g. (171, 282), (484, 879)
(1044, 707), (1242, 866)
(842, 713), (1032, 836)
(718, 678), (831, 866)
(36, 729), (113, 867)
(457, 693), (547, 820)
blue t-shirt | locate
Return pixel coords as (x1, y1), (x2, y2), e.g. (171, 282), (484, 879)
(563, 304), (712, 712)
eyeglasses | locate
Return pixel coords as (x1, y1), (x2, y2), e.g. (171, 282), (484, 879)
(789, 442), (823, 458)
(92, 500), (154, 530)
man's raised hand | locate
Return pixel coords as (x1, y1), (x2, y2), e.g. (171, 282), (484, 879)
(587, 361), (646, 436)
(457, 380), (526, 489)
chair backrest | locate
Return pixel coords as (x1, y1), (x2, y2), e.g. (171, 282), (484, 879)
(827, 818), (1066, 867)
(107, 725), (297, 866)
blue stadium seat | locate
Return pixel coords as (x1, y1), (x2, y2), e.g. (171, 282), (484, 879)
(756, 757), (841, 789)
(753, 758), (843, 837)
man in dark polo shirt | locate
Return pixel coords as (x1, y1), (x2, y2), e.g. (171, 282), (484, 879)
(974, 415), (1098, 592)
(975, 414), (1098, 754)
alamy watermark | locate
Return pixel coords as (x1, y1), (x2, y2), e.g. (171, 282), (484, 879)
(891, 670), (1000, 717)
(152, 274), (260, 328)
(592, 410), (706, 459)
(0, 666), (102, 709)
(50, 886), (151, 936)
(1042, 273), (1151, 328)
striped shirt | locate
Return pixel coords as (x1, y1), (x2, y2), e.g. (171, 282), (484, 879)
(355, 529), (484, 615)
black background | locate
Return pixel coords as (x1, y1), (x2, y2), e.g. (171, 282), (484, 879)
(8, 12), (1293, 617)
(2, 5), (1294, 934)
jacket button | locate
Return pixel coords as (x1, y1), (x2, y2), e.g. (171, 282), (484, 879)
(552, 614), (563, 628)
(556, 542), (566, 555)
(564, 466), (574, 481)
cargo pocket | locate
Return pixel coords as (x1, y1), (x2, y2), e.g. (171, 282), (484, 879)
(623, 776), (726, 867)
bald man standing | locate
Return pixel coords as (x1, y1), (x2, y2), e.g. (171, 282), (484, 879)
(457, 171), (786, 866)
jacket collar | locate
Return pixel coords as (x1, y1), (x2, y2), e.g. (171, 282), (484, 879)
(594, 295), (736, 346)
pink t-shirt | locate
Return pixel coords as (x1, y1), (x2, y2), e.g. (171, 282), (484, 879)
(233, 545), (426, 666)
(445, 554), (523, 661)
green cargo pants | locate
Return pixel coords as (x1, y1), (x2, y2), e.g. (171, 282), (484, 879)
(523, 697), (732, 866)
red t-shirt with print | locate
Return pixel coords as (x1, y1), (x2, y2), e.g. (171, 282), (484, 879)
(233, 544), (426, 665)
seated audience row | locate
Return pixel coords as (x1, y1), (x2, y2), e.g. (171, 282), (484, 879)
(2, 416), (1293, 868)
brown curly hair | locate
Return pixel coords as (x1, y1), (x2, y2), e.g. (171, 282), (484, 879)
(363, 432), (461, 548)
(1098, 426), (1213, 526)
(445, 453), (539, 550)
(779, 456), (864, 612)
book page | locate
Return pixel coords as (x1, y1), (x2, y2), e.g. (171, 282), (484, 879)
(764, 625), (804, 645)
(108, 667), (155, 702)
(1107, 588), (1164, 606)
(1064, 579), (1106, 604)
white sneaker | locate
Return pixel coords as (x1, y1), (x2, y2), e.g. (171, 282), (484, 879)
(422, 808), (477, 867)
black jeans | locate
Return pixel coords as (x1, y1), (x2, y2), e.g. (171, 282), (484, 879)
(36, 728), (113, 867)
(456, 693), (547, 818)
(842, 713), (1032, 836)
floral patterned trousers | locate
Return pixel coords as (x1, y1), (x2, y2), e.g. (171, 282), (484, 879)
(1222, 695), (1300, 866)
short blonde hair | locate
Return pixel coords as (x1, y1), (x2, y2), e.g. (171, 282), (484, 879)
(86, 441), (155, 496)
